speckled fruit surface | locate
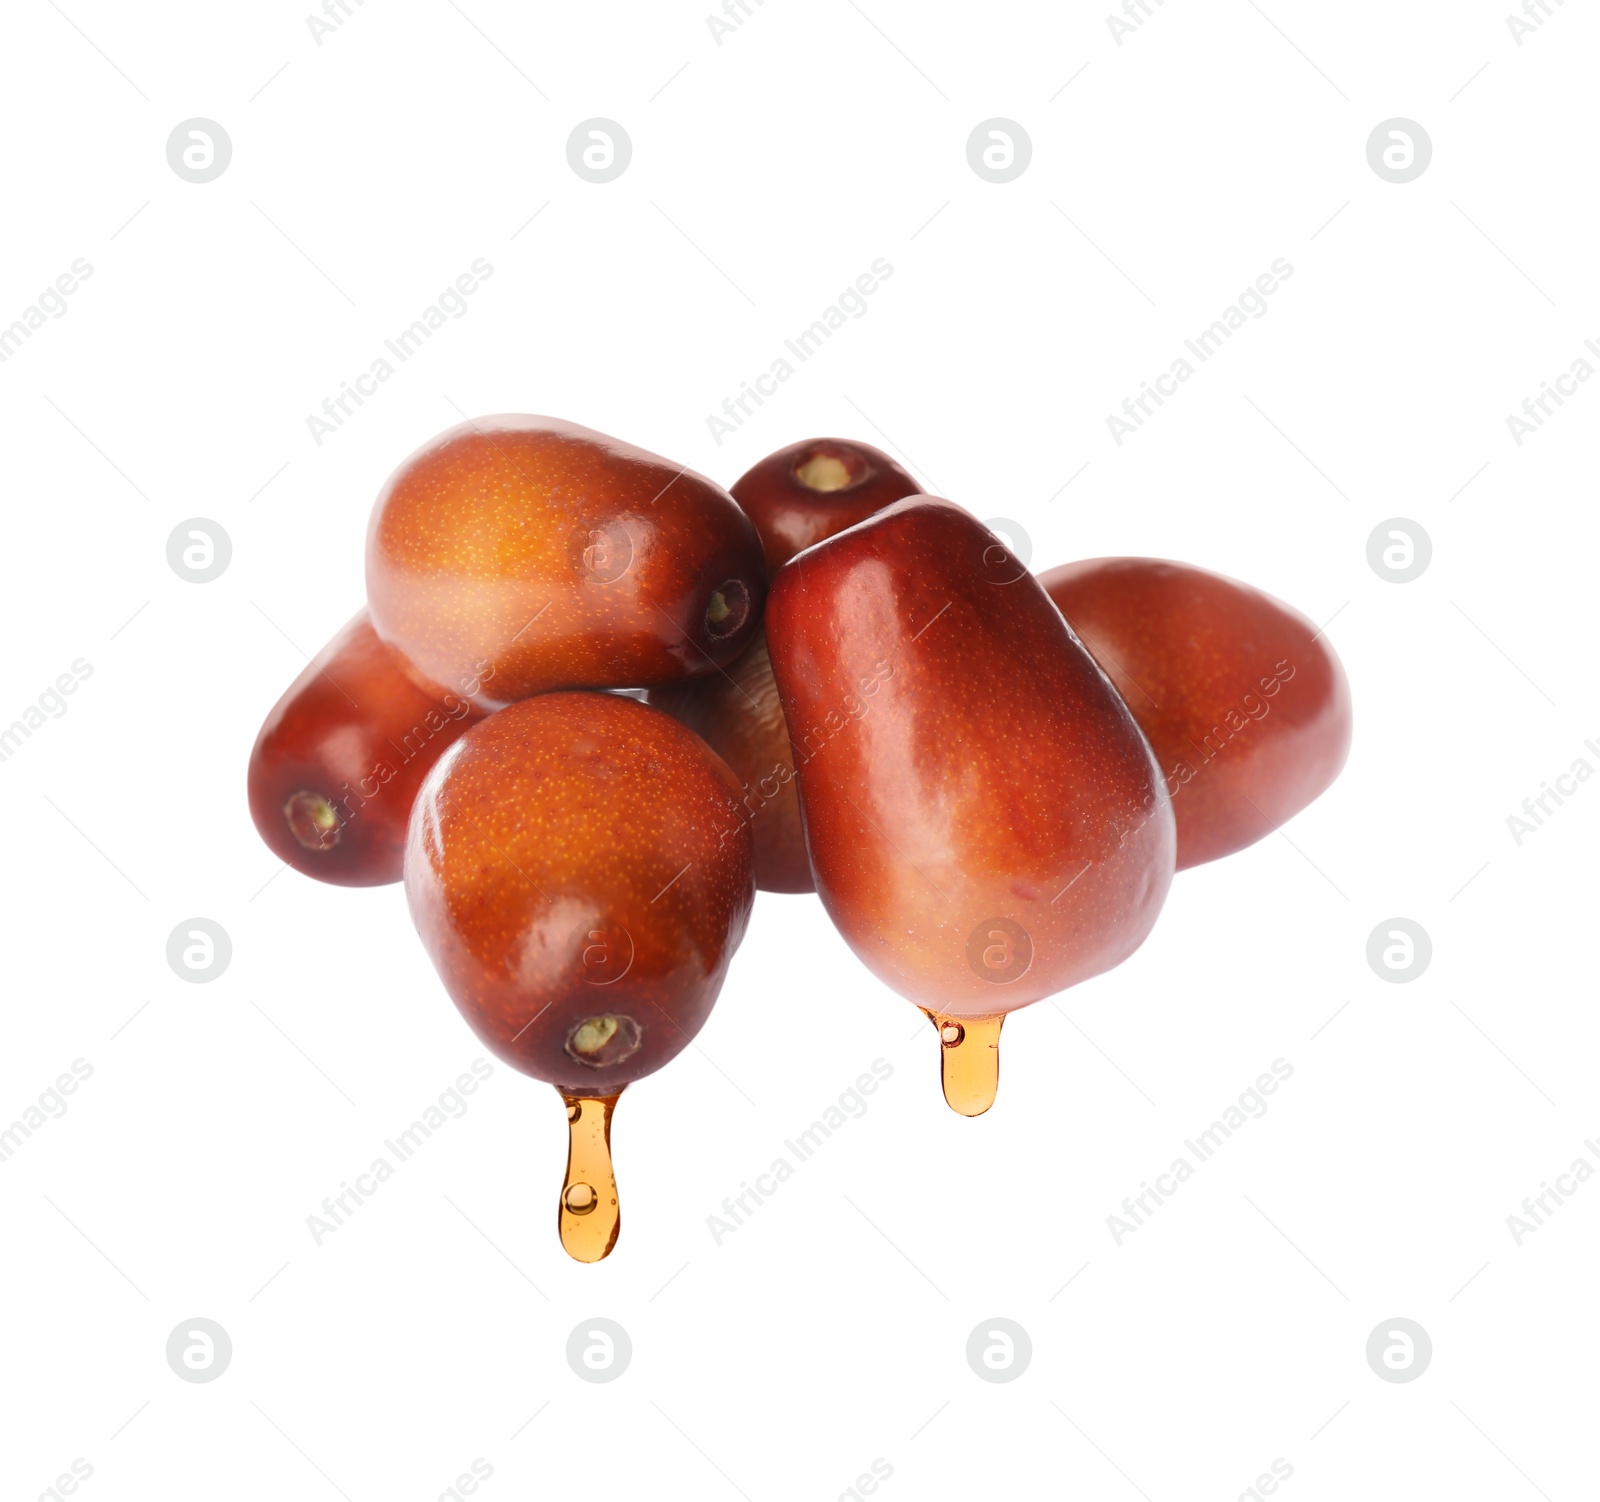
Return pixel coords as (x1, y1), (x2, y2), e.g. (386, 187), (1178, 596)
(1040, 557), (1352, 870)
(366, 415), (766, 711)
(247, 609), (482, 886)
(765, 496), (1176, 1018)
(648, 437), (921, 893)
(404, 691), (755, 1095)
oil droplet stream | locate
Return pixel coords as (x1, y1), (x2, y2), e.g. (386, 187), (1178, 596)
(923, 1012), (1004, 1116)
(559, 1090), (623, 1262)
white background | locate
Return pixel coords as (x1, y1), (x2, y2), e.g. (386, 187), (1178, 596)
(2, 1), (1596, 1498)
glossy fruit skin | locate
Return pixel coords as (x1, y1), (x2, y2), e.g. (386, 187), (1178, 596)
(648, 438), (921, 892)
(648, 633), (812, 892)
(405, 692), (755, 1095)
(247, 609), (482, 886)
(1039, 558), (1352, 870)
(729, 436), (920, 574)
(366, 416), (767, 712)
(765, 497), (1176, 1018)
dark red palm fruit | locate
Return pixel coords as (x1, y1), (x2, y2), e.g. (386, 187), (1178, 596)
(1039, 558), (1352, 870)
(647, 438), (921, 892)
(728, 436), (922, 574)
(247, 609), (483, 886)
(364, 416), (767, 712)
(647, 633), (811, 892)
(404, 691), (755, 1097)
(764, 496), (1176, 1020)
